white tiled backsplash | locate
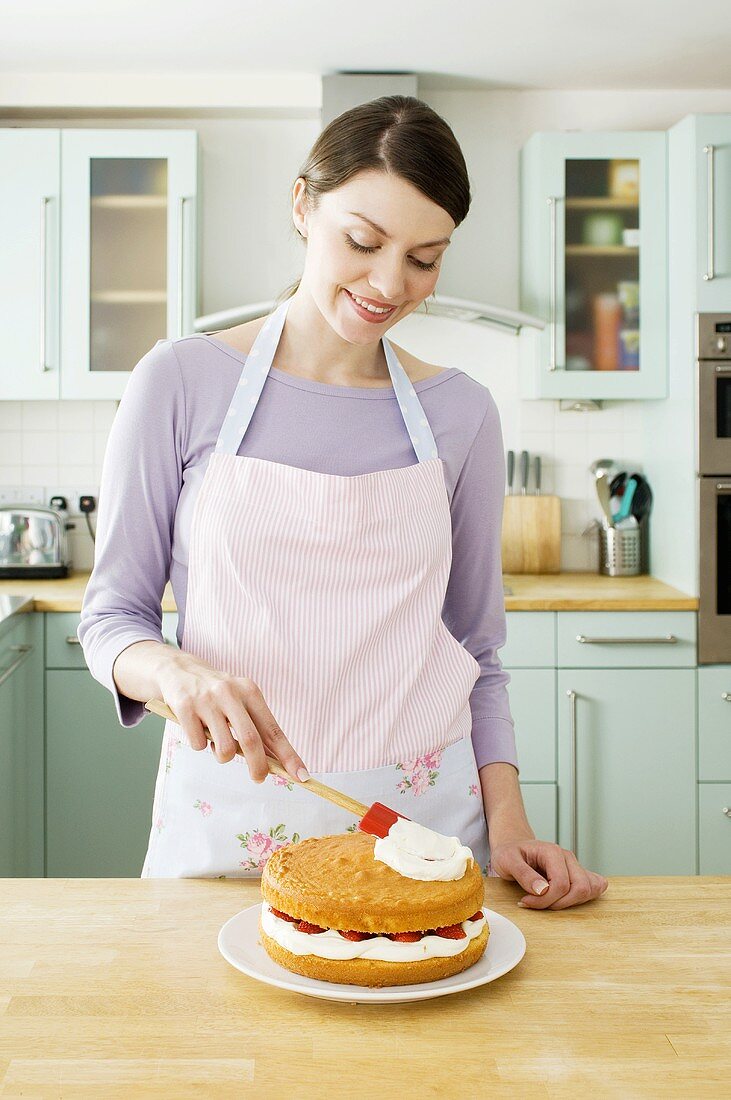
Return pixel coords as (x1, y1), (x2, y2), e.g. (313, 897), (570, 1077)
(0, 399), (115, 572)
(0, 393), (645, 575)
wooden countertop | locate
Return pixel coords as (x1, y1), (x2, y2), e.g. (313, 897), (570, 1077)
(0, 877), (728, 1096)
(0, 571), (698, 612)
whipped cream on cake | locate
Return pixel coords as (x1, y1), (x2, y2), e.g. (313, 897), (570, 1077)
(372, 818), (474, 881)
(261, 903), (487, 961)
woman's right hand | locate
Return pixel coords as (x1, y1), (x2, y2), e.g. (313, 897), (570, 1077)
(156, 651), (310, 784)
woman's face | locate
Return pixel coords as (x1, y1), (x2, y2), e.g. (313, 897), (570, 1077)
(292, 169), (456, 344)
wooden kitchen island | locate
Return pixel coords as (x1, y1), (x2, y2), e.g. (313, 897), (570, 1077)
(0, 877), (728, 1097)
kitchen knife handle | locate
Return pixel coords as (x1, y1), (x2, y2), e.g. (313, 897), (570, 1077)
(507, 450), (515, 494)
(534, 455), (541, 496)
(520, 450), (529, 495)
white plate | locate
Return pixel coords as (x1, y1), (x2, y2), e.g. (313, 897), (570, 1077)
(217, 904), (526, 1004)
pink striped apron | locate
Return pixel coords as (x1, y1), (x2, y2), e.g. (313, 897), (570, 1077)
(141, 297), (490, 878)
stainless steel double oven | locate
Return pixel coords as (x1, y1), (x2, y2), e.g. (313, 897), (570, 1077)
(697, 313), (731, 663)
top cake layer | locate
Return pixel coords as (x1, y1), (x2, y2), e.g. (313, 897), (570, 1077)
(261, 831), (485, 934)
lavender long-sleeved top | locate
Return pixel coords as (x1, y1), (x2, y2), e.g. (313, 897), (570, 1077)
(78, 333), (518, 772)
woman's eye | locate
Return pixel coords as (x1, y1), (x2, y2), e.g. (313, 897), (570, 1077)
(345, 235), (439, 272)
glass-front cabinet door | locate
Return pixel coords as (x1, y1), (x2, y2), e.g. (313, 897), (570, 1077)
(520, 132), (667, 399)
(0, 129), (61, 401)
(60, 130), (198, 399)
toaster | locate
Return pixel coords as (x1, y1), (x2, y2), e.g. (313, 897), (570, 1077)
(0, 503), (73, 578)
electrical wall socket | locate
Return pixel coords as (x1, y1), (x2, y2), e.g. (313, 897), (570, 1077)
(47, 488), (99, 516)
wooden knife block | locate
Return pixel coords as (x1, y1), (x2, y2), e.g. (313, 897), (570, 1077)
(501, 495), (562, 574)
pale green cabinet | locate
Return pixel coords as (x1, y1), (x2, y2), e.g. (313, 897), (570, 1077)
(555, 610), (697, 876)
(519, 784), (557, 845)
(0, 127), (198, 401)
(698, 786), (731, 874)
(0, 612), (44, 876)
(557, 668), (696, 875)
(44, 611), (177, 876)
(698, 666), (731, 873)
(45, 670), (164, 876)
(668, 115), (731, 312)
(520, 130), (667, 400)
(503, 612), (558, 843)
(698, 667), (731, 780)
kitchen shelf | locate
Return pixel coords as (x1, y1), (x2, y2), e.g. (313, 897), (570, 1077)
(565, 245), (639, 256)
(91, 194), (166, 209)
(565, 197), (639, 210)
(91, 290), (167, 304)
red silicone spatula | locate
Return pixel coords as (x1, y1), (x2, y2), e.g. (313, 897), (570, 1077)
(144, 698), (409, 838)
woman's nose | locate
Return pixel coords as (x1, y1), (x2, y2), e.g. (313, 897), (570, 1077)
(368, 265), (405, 303)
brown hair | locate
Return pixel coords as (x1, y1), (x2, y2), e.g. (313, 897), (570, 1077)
(276, 95), (471, 306)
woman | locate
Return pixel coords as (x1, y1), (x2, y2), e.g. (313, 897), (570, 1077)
(79, 96), (607, 910)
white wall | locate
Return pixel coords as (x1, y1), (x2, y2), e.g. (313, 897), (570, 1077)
(4, 87), (731, 579)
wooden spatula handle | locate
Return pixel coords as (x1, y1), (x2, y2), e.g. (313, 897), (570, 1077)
(144, 698), (368, 818)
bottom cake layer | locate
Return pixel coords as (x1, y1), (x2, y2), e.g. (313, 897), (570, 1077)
(259, 919), (490, 987)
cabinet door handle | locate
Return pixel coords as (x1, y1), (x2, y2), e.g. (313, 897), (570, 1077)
(65, 635), (81, 645)
(575, 634), (678, 645)
(702, 144), (715, 281)
(547, 196), (558, 371)
(722, 693), (731, 702)
(39, 196), (50, 373)
(566, 689), (578, 859)
(177, 196), (188, 338)
(723, 807), (731, 818)
(0, 643), (34, 687)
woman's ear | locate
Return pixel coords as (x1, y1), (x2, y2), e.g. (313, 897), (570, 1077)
(292, 176), (309, 240)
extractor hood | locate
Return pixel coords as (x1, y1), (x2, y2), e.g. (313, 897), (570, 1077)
(194, 73), (545, 337)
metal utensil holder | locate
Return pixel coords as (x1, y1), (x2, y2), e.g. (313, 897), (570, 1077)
(599, 516), (648, 576)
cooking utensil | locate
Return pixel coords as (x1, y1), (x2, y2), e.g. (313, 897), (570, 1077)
(144, 699), (407, 838)
(628, 472), (653, 520)
(506, 450), (514, 495)
(519, 450), (529, 496)
(589, 458), (616, 480)
(614, 476), (638, 522)
(595, 471), (614, 528)
(534, 455), (542, 496)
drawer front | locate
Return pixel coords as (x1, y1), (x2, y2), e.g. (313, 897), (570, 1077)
(519, 783), (557, 844)
(47, 611), (179, 669)
(503, 612), (556, 667)
(505, 668), (556, 781)
(0, 611), (35, 667)
(698, 667), (731, 781)
(699, 784), (731, 874)
(557, 611), (696, 668)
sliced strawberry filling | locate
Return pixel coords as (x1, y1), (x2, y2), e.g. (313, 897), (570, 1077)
(268, 905), (483, 939)
(269, 907), (299, 923)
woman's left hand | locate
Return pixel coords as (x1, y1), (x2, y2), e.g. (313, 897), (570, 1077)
(489, 838), (609, 910)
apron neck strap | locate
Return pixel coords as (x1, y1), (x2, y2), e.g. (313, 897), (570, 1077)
(215, 297), (439, 462)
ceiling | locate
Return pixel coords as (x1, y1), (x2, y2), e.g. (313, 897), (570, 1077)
(3, 0), (731, 90)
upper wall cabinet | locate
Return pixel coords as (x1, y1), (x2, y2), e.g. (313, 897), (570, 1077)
(0, 130), (62, 401)
(668, 114), (731, 313)
(0, 128), (198, 401)
(520, 131), (667, 400)
(61, 130), (198, 399)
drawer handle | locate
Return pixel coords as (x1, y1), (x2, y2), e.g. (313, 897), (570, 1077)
(566, 689), (578, 860)
(723, 807), (731, 818)
(65, 636), (81, 645)
(575, 634), (678, 645)
(0, 643), (34, 687)
(722, 693), (731, 703)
